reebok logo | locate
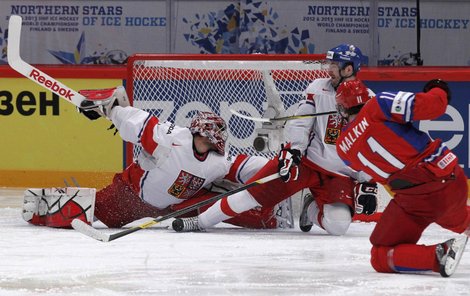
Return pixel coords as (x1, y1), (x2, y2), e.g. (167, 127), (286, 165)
(29, 69), (74, 101)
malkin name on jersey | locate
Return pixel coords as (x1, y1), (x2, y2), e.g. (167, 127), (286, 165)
(338, 117), (369, 153)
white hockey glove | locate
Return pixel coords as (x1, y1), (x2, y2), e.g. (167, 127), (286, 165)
(278, 143), (302, 182)
(354, 182), (378, 215)
(78, 86), (130, 120)
(22, 187), (96, 228)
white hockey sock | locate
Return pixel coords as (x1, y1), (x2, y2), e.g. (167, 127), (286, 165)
(309, 200), (321, 227)
(198, 191), (260, 229)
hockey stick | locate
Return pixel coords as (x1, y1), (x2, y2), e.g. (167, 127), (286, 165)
(7, 15), (87, 108)
(230, 109), (337, 123)
(71, 172), (280, 242)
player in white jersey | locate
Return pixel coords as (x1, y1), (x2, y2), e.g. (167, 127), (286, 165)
(173, 44), (378, 234)
(22, 87), (292, 229)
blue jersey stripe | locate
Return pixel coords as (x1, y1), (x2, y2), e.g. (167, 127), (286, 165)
(383, 121), (430, 152)
(403, 92), (415, 122)
(376, 93), (394, 120)
(376, 91), (416, 123)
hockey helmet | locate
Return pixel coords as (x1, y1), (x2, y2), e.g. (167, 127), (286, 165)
(326, 44), (363, 73)
(335, 80), (371, 116)
(190, 111), (228, 155)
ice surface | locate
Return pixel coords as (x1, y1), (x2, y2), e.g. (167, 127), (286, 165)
(0, 188), (469, 296)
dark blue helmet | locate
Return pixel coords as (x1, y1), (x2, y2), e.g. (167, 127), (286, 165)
(326, 44), (363, 73)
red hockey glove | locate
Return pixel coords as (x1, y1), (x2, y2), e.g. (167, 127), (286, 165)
(354, 182), (378, 215)
(278, 144), (302, 182)
(423, 79), (451, 103)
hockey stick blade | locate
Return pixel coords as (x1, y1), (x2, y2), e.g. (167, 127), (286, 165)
(7, 15), (87, 107)
(71, 220), (111, 242)
(72, 172), (280, 242)
(230, 109), (337, 122)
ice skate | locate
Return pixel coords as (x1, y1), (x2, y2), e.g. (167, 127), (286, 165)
(172, 217), (204, 232)
(274, 198), (294, 229)
(299, 192), (314, 232)
(436, 236), (468, 277)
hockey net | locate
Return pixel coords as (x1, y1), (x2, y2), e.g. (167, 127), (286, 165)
(126, 54), (391, 222)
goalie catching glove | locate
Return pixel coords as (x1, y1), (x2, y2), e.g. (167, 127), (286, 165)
(354, 182), (378, 215)
(78, 86), (130, 120)
(278, 143), (302, 182)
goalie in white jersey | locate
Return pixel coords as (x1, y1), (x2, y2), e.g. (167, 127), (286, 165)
(22, 87), (292, 229)
(173, 44), (378, 234)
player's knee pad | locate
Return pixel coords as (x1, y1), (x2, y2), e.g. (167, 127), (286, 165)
(321, 203), (352, 235)
(22, 187), (96, 228)
(370, 245), (395, 273)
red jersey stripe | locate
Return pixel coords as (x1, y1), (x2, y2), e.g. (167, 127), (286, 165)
(221, 198), (238, 217)
(140, 116), (159, 155)
(224, 154), (249, 183)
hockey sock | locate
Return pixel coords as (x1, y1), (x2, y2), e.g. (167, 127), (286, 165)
(226, 206), (277, 229)
(371, 244), (438, 274)
(199, 191), (260, 228)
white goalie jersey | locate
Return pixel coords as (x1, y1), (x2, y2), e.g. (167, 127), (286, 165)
(285, 78), (360, 179)
(110, 106), (268, 209)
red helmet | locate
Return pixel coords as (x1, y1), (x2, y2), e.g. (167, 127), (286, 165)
(190, 111), (228, 155)
(335, 80), (371, 114)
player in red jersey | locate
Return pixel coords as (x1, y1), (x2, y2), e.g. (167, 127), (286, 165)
(335, 79), (469, 277)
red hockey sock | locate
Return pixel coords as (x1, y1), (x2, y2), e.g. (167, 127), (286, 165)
(371, 246), (394, 273)
(225, 207), (277, 229)
(371, 244), (438, 273)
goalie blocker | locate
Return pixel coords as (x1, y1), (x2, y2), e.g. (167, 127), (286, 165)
(22, 187), (96, 228)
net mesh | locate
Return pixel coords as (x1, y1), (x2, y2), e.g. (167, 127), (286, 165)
(129, 57), (329, 160)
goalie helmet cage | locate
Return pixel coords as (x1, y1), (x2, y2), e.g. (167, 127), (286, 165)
(125, 54), (391, 221)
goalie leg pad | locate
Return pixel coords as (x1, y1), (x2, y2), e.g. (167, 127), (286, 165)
(45, 187), (96, 228)
(22, 189), (48, 225)
(22, 187), (96, 228)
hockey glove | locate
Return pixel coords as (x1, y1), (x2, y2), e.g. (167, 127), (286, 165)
(78, 86), (130, 120)
(354, 182), (378, 215)
(423, 79), (451, 103)
(78, 107), (101, 120)
(278, 144), (302, 182)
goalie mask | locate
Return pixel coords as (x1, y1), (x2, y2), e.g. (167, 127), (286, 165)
(335, 80), (371, 117)
(190, 111), (228, 155)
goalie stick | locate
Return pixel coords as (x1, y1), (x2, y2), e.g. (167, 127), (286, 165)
(72, 172), (280, 242)
(7, 15), (88, 108)
(230, 109), (337, 123)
